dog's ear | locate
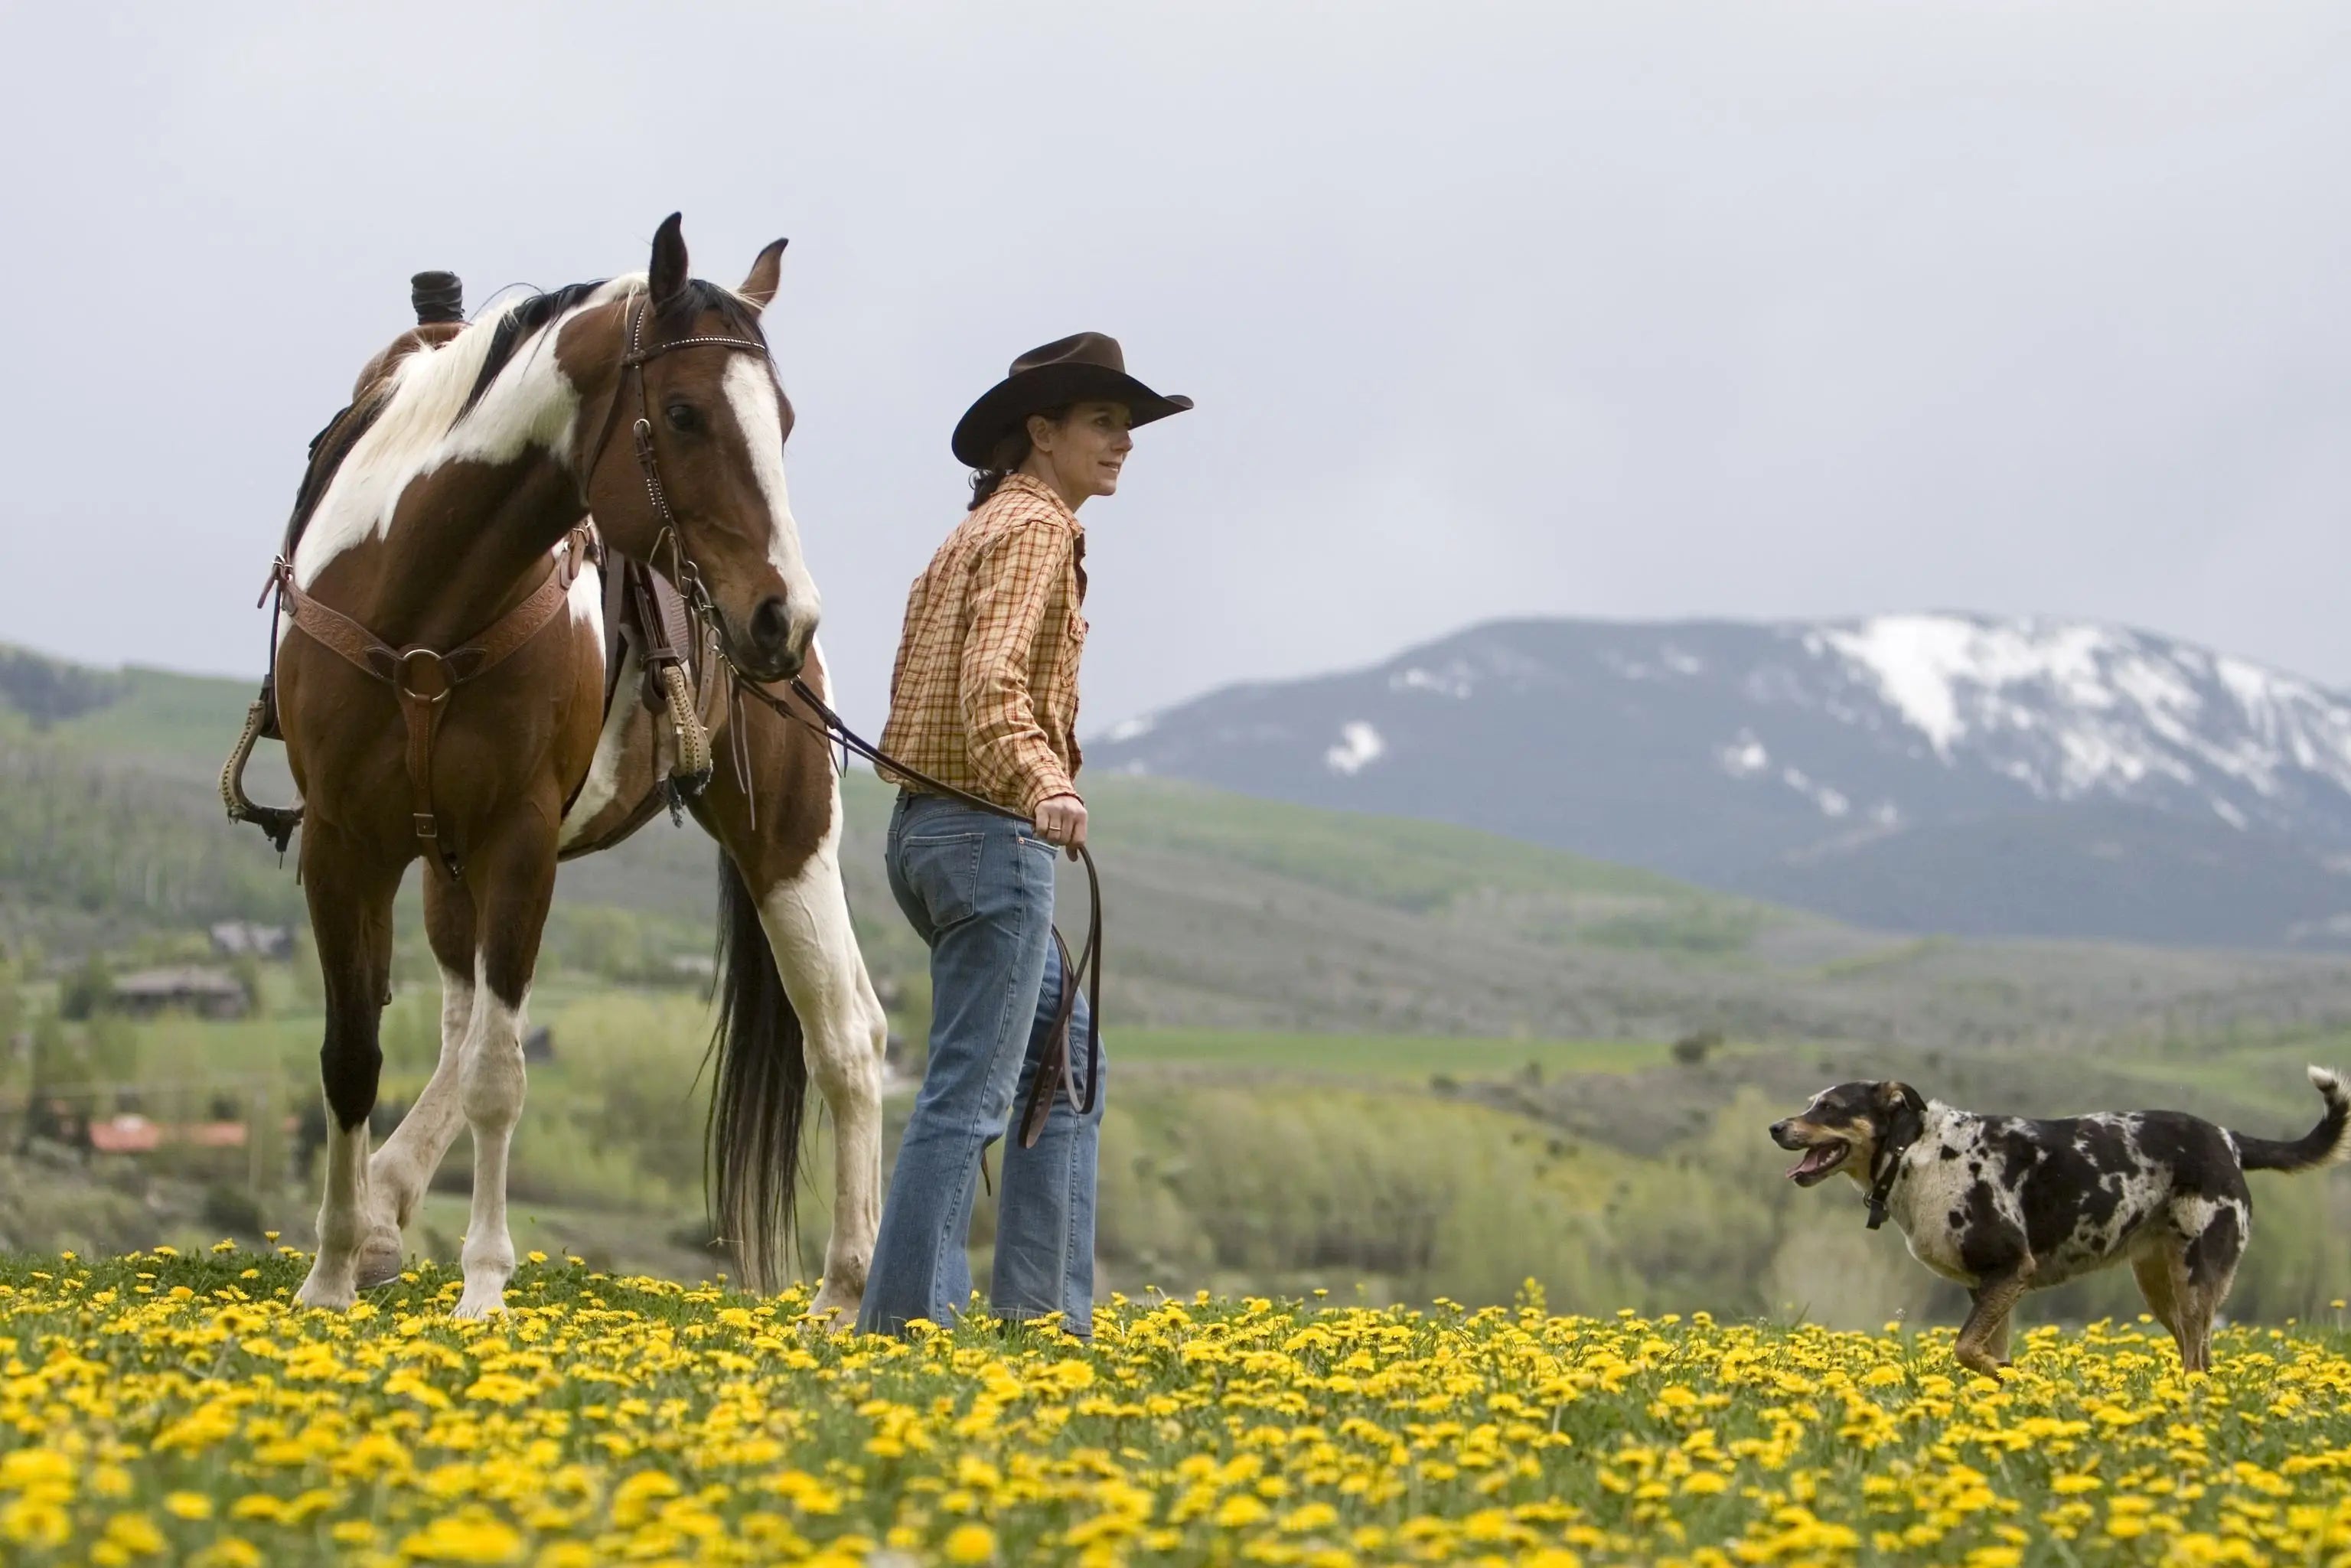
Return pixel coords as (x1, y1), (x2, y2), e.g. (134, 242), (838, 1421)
(1874, 1081), (1926, 1140)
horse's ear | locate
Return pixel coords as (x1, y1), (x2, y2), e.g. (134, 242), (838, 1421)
(739, 239), (788, 310)
(648, 213), (690, 308)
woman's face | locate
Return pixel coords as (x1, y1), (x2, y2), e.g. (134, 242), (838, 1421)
(1028, 401), (1134, 504)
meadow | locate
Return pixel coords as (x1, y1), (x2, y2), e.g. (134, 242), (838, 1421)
(9, 649), (2351, 1563)
(5, 1249), (2351, 1566)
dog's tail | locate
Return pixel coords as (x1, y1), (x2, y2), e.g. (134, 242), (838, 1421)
(2233, 1066), (2351, 1173)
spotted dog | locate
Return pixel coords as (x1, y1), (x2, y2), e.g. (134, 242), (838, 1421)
(1769, 1067), (2350, 1377)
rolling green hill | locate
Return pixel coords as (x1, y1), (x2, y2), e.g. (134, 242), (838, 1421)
(15, 644), (2351, 1059)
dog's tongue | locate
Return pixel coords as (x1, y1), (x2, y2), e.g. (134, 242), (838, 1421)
(1787, 1146), (1841, 1180)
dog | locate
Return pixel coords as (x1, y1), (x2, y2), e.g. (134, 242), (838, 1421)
(1769, 1066), (2349, 1377)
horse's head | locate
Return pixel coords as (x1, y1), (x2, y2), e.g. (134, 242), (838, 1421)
(576, 215), (820, 683)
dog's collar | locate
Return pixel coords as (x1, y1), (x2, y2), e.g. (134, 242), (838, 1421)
(1864, 1131), (1919, 1231)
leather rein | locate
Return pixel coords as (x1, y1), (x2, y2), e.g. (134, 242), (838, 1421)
(266, 294), (768, 882)
(726, 673), (1103, 1149)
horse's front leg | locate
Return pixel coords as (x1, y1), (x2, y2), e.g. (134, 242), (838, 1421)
(755, 788), (891, 1325)
(451, 808), (559, 1319)
(359, 872), (479, 1286)
(295, 828), (403, 1310)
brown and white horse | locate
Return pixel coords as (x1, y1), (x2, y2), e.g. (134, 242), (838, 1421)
(275, 217), (885, 1318)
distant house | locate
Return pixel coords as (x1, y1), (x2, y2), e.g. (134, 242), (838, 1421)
(210, 921), (292, 960)
(110, 967), (249, 1021)
(86, 1113), (249, 1156)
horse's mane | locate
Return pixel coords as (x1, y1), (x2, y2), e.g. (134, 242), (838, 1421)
(279, 275), (768, 562)
(456, 279), (615, 420)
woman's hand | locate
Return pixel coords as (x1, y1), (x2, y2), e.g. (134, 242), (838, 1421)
(1033, 794), (1089, 859)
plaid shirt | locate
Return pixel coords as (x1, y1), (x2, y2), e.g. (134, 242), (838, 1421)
(879, 474), (1088, 813)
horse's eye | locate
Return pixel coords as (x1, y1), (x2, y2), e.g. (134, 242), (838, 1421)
(664, 403), (701, 433)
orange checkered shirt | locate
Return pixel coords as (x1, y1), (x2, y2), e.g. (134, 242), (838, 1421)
(879, 474), (1088, 814)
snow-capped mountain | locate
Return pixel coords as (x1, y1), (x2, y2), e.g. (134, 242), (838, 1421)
(1092, 614), (2351, 948)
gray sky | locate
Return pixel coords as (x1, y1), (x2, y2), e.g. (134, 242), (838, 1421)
(5, 2), (2347, 732)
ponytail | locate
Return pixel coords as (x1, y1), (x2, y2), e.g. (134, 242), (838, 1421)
(967, 467), (1016, 510)
(964, 406), (1069, 510)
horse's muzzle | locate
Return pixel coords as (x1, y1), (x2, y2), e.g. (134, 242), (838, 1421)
(731, 595), (807, 683)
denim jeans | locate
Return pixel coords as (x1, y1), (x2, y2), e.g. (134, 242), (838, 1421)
(857, 791), (1105, 1337)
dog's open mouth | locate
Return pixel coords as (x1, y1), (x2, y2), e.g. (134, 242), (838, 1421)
(1786, 1140), (1850, 1185)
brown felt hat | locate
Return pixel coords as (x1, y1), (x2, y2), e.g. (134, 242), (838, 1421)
(951, 332), (1192, 468)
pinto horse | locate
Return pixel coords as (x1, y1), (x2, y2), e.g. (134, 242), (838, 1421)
(272, 217), (885, 1318)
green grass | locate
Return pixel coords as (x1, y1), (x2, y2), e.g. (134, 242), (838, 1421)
(7, 663), (261, 767)
(1111, 1028), (1667, 1078)
(841, 770), (1730, 916)
(1806, 935), (1947, 980)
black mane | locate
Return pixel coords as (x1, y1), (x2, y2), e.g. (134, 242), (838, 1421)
(458, 277), (767, 420)
(458, 279), (610, 419)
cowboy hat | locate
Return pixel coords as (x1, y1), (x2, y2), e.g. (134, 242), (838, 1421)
(951, 331), (1192, 468)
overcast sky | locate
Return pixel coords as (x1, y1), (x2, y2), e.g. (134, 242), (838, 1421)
(5, 2), (2346, 731)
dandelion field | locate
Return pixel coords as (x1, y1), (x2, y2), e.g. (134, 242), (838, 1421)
(5, 1252), (2351, 1566)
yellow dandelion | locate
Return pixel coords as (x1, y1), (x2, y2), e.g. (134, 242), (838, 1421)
(941, 1523), (997, 1563)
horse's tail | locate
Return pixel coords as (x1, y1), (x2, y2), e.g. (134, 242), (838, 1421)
(706, 854), (808, 1294)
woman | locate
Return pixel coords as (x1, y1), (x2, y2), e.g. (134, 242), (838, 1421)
(858, 333), (1191, 1338)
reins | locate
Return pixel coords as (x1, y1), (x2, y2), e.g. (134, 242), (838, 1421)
(726, 672), (1103, 1146)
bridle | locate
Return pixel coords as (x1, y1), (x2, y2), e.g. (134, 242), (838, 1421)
(579, 292), (771, 605)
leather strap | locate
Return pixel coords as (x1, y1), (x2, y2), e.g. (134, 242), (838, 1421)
(1865, 1127), (1918, 1231)
(274, 525), (595, 879)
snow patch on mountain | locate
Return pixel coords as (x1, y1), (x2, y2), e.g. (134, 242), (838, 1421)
(1104, 714), (1156, 744)
(1780, 766), (1850, 819)
(1391, 663), (1476, 699)
(1717, 732), (1770, 779)
(1804, 614), (2351, 811)
(1325, 722), (1386, 776)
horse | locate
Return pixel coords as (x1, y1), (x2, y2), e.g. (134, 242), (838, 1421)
(268, 215), (887, 1319)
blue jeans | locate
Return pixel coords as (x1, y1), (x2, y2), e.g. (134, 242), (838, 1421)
(858, 791), (1105, 1337)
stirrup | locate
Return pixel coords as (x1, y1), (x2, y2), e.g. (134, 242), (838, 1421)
(660, 660), (712, 799)
(220, 695), (304, 854)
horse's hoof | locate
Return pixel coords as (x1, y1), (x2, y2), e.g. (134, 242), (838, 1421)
(808, 1285), (864, 1331)
(294, 1277), (357, 1311)
(354, 1234), (404, 1290)
(803, 1305), (858, 1336)
(452, 1283), (508, 1319)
